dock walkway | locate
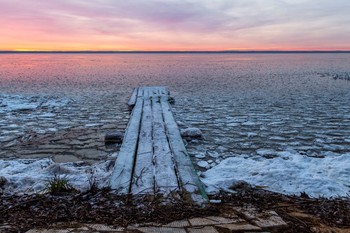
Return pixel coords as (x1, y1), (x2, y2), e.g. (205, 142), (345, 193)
(110, 86), (207, 204)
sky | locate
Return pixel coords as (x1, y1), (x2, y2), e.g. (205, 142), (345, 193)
(0, 0), (349, 51)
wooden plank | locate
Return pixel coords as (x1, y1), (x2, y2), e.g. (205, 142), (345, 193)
(127, 88), (139, 107)
(131, 98), (155, 194)
(152, 96), (180, 194)
(157, 86), (168, 96)
(160, 96), (208, 204)
(160, 88), (167, 96)
(139, 86), (168, 98)
(110, 98), (143, 194)
(140, 87), (148, 98)
(111, 86), (207, 204)
(137, 87), (144, 98)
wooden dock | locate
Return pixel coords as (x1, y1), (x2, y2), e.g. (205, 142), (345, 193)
(110, 86), (208, 204)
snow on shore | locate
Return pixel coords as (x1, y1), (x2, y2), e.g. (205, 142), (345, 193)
(0, 159), (114, 195)
(201, 151), (350, 198)
(1, 152), (349, 198)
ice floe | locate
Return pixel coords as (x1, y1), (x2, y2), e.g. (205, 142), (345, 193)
(0, 94), (69, 113)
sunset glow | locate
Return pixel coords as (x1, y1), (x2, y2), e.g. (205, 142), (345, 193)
(1, 0), (350, 51)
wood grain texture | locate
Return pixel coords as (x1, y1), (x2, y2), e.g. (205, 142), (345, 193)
(110, 86), (207, 204)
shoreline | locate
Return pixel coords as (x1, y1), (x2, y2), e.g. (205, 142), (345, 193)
(1, 187), (349, 232)
(1, 154), (349, 198)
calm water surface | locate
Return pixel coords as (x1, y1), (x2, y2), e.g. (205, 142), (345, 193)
(0, 53), (349, 168)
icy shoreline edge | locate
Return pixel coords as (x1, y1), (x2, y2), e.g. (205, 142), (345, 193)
(1, 153), (349, 198)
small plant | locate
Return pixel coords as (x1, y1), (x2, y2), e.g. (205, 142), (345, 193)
(87, 170), (99, 193)
(44, 175), (76, 195)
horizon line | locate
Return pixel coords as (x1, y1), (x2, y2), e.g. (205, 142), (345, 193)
(1, 50), (350, 54)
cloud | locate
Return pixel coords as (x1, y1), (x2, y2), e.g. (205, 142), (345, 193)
(0, 0), (349, 50)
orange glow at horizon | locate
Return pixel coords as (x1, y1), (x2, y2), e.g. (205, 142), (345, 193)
(3, 38), (350, 52)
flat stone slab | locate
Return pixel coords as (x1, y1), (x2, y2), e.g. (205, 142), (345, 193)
(24, 209), (289, 233)
(233, 207), (288, 231)
(85, 224), (125, 231)
(252, 211), (288, 230)
(163, 219), (190, 228)
(205, 216), (242, 224)
(135, 227), (187, 233)
(189, 216), (242, 226)
(188, 226), (219, 233)
(215, 223), (262, 232)
(189, 217), (222, 226)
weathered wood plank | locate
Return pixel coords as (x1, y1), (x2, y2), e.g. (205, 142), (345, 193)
(127, 87), (139, 107)
(160, 96), (208, 203)
(157, 86), (168, 96)
(111, 86), (207, 204)
(131, 98), (155, 194)
(110, 98), (143, 194)
(138, 86), (168, 98)
(143, 87), (150, 98)
(138, 87), (144, 98)
(152, 96), (180, 194)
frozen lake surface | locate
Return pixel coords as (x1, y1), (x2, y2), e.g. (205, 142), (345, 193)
(0, 53), (349, 197)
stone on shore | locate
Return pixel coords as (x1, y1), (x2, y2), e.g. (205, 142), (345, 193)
(105, 131), (124, 143)
(181, 127), (203, 139)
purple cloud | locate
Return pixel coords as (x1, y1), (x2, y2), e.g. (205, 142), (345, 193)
(0, 0), (349, 50)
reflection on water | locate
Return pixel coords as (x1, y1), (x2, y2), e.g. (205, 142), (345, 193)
(0, 53), (350, 166)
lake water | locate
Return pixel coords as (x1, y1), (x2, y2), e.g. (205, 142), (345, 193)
(1, 53), (350, 167)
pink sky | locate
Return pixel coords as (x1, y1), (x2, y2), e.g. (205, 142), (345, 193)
(1, 0), (349, 51)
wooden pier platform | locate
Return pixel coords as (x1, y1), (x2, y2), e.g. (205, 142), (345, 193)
(110, 86), (208, 204)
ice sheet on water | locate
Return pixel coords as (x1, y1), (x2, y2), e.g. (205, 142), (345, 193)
(1, 95), (38, 112)
(1, 54), (350, 197)
(201, 151), (350, 198)
(0, 94), (69, 113)
(0, 158), (114, 195)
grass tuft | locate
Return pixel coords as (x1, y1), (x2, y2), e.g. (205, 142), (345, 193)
(44, 175), (76, 195)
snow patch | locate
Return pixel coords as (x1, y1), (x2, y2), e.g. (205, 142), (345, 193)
(1, 152), (349, 198)
(201, 152), (350, 198)
(0, 158), (114, 195)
